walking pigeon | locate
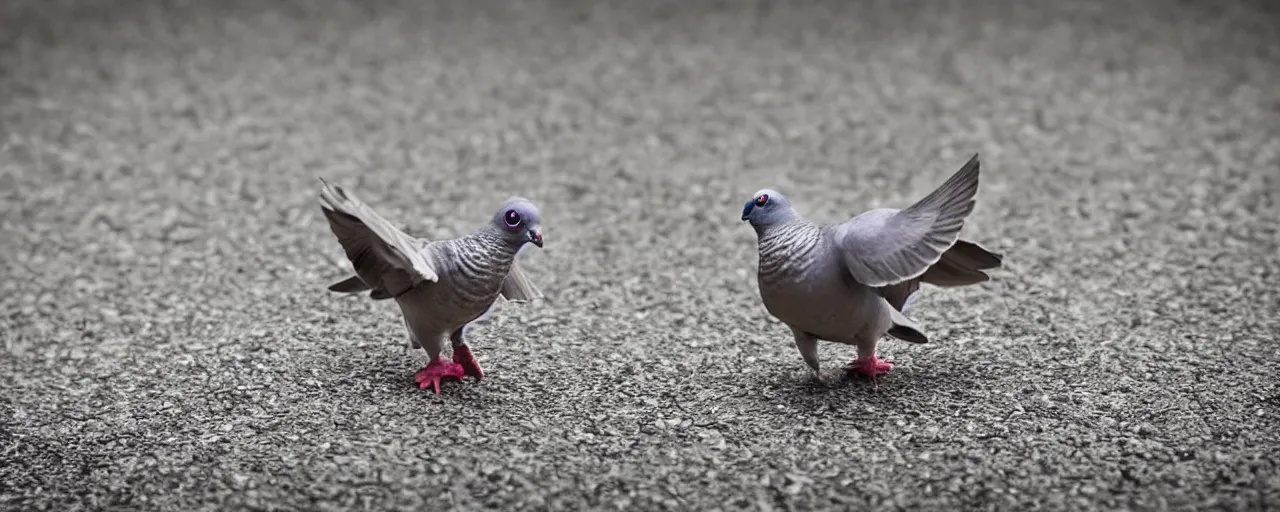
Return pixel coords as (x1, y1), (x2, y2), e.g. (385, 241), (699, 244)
(740, 154), (1001, 380)
(318, 178), (545, 394)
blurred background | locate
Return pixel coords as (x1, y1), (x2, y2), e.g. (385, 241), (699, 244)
(1, 0), (1277, 509)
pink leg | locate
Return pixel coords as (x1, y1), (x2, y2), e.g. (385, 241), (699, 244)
(846, 354), (893, 379)
(414, 357), (465, 394)
(452, 344), (484, 380)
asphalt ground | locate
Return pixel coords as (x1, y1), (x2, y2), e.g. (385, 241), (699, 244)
(1, 0), (1278, 510)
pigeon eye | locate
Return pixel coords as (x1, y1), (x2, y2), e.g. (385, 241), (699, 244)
(504, 209), (521, 227)
(755, 194), (769, 206)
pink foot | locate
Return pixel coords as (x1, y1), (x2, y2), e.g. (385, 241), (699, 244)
(452, 344), (484, 380)
(846, 355), (893, 379)
(414, 358), (465, 394)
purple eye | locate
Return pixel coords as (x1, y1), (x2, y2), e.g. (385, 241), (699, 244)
(504, 209), (521, 227)
(755, 194), (769, 206)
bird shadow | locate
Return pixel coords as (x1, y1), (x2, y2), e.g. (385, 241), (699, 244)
(309, 345), (439, 397)
(736, 358), (982, 411)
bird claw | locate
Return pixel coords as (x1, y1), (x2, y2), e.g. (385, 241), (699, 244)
(452, 344), (484, 380)
(414, 358), (465, 394)
(846, 355), (893, 379)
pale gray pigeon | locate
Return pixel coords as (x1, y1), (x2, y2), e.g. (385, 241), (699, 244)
(740, 154), (1001, 380)
(318, 178), (544, 394)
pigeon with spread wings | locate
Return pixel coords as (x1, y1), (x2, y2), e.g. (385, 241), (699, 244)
(319, 178), (544, 393)
(741, 154), (1001, 380)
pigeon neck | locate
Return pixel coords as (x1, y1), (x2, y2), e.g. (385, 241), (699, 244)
(475, 225), (522, 257)
(753, 212), (803, 238)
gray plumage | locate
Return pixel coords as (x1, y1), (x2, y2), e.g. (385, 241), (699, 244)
(741, 154), (1001, 378)
(318, 178), (544, 391)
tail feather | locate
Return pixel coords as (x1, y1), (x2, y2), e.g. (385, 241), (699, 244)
(886, 306), (929, 344)
(328, 275), (394, 300)
(888, 324), (929, 344)
(920, 239), (1003, 287)
(328, 275), (370, 293)
(877, 238), (1003, 310)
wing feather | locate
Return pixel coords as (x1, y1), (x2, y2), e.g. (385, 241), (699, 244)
(318, 178), (438, 299)
(834, 154), (983, 288)
(500, 261), (543, 302)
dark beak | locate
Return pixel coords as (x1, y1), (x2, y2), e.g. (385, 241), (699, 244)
(528, 228), (543, 248)
(741, 201), (754, 221)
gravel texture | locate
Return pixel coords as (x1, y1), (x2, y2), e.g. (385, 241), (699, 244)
(2, 0), (1278, 510)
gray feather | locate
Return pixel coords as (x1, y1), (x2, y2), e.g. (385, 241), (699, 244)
(328, 274), (397, 300)
(834, 153), (981, 288)
(745, 153), (996, 375)
(500, 261), (543, 302)
(328, 275), (369, 293)
(318, 177), (439, 299)
(886, 305), (928, 344)
(318, 180), (545, 387)
(877, 238), (1004, 310)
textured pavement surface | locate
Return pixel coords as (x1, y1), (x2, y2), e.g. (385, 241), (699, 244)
(2, 0), (1279, 510)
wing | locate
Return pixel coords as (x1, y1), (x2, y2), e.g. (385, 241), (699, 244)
(833, 153), (982, 288)
(318, 178), (438, 299)
(500, 261), (543, 302)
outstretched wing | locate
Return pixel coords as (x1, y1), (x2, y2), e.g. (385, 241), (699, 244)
(318, 178), (438, 299)
(832, 154), (982, 288)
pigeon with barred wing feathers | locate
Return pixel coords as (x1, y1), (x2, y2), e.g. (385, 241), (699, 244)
(318, 178), (545, 394)
(741, 154), (1002, 380)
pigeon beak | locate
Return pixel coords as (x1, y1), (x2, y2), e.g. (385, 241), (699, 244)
(741, 201), (754, 221)
(527, 228), (543, 248)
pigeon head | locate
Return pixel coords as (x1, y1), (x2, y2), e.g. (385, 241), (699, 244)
(741, 188), (796, 228)
(491, 197), (544, 248)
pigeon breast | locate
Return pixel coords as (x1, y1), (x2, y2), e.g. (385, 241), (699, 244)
(756, 219), (824, 288)
(433, 230), (520, 315)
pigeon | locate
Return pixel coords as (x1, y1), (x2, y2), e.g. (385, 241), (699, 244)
(318, 178), (545, 394)
(740, 153), (1001, 380)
